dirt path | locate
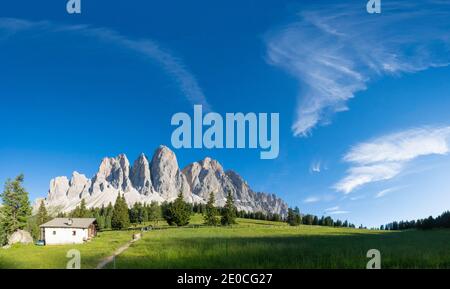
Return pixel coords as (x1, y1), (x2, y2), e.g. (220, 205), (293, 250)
(96, 234), (141, 269)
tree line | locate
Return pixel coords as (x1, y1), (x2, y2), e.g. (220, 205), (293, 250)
(192, 203), (283, 222)
(0, 174), (362, 247)
(0, 175), (240, 245)
(382, 211), (450, 231)
(285, 207), (357, 228)
(56, 191), (239, 230)
(5, 174), (449, 247)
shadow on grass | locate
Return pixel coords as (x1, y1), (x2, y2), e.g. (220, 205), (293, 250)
(112, 229), (450, 269)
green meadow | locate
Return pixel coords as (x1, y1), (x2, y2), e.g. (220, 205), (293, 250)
(0, 230), (136, 269)
(1, 215), (450, 269)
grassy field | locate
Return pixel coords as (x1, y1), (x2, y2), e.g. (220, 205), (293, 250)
(1, 215), (450, 269)
(0, 230), (139, 269)
(110, 219), (450, 269)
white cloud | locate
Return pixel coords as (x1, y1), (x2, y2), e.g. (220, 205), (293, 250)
(303, 194), (335, 204)
(335, 163), (403, 194)
(324, 206), (349, 215)
(375, 186), (405, 199)
(375, 188), (395, 199)
(324, 206), (339, 212)
(349, 195), (365, 201)
(266, 1), (450, 137)
(310, 160), (321, 173)
(0, 18), (209, 108)
(303, 196), (320, 203)
(335, 126), (450, 193)
(327, 210), (349, 215)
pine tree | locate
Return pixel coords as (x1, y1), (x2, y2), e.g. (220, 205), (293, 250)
(79, 198), (89, 217)
(129, 203), (137, 224)
(105, 202), (113, 229)
(163, 193), (191, 226)
(0, 175), (32, 245)
(221, 191), (237, 226)
(313, 216), (319, 225)
(142, 206), (149, 223)
(36, 200), (49, 226)
(129, 202), (145, 225)
(287, 208), (301, 226)
(148, 202), (161, 226)
(105, 215), (112, 229)
(287, 208), (295, 226)
(111, 194), (130, 230)
(204, 192), (219, 226)
(96, 212), (106, 230)
(71, 198), (90, 218)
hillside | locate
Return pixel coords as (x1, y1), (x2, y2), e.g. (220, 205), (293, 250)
(1, 216), (449, 269)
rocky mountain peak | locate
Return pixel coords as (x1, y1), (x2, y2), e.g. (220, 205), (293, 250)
(47, 176), (70, 202)
(92, 154), (131, 192)
(150, 146), (190, 201)
(200, 157), (224, 172)
(39, 146), (289, 216)
(130, 153), (152, 195)
(67, 172), (90, 200)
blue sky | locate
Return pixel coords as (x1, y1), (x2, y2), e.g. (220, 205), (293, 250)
(1, 0), (450, 227)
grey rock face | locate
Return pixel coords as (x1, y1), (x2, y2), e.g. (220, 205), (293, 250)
(67, 172), (91, 200)
(130, 153), (152, 195)
(47, 176), (70, 203)
(182, 158), (235, 205)
(39, 146), (288, 216)
(182, 159), (288, 215)
(150, 146), (190, 201)
(93, 154), (131, 192)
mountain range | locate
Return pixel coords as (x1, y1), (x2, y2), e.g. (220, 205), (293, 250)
(36, 146), (288, 216)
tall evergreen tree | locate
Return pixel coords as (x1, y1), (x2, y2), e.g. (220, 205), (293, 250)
(142, 205), (149, 223)
(71, 198), (90, 218)
(148, 201), (162, 226)
(104, 202), (113, 229)
(129, 202), (145, 225)
(287, 208), (301, 226)
(204, 192), (219, 226)
(36, 200), (49, 226)
(163, 193), (191, 226)
(221, 191), (237, 226)
(111, 194), (130, 230)
(313, 216), (319, 226)
(0, 175), (32, 245)
(0, 207), (9, 245)
(95, 211), (106, 231)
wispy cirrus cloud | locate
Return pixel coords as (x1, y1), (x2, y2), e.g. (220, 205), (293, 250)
(324, 206), (350, 215)
(266, 0), (450, 137)
(349, 195), (365, 201)
(303, 194), (335, 204)
(335, 126), (450, 194)
(324, 206), (339, 212)
(0, 18), (210, 108)
(328, 210), (349, 215)
(310, 160), (322, 173)
(375, 186), (403, 199)
(303, 196), (320, 204)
